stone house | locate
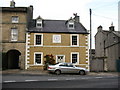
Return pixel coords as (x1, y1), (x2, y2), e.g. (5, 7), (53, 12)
(95, 25), (120, 71)
(1, 0), (33, 69)
(25, 14), (89, 70)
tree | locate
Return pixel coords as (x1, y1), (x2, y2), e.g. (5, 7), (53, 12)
(44, 54), (55, 70)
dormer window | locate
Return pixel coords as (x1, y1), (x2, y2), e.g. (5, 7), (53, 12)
(69, 23), (74, 29)
(67, 17), (74, 29)
(36, 19), (42, 28)
(36, 16), (43, 28)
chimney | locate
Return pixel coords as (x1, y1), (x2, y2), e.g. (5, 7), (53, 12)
(29, 5), (33, 19)
(109, 22), (114, 31)
(73, 13), (80, 22)
(97, 25), (103, 32)
(27, 5), (34, 28)
(10, 0), (15, 8)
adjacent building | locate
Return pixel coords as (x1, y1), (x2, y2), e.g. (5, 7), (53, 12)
(25, 14), (89, 70)
(95, 25), (120, 71)
(1, 0), (33, 69)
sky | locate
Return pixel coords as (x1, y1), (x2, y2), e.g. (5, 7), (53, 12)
(0, 0), (119, 48)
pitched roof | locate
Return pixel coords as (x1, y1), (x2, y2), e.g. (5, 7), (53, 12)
(113, 31), (120, 37)
(28, 19), (88, 34)
(95, 30), (109, 37)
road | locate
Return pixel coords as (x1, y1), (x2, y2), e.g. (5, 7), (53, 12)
(2, 74), (120, 89)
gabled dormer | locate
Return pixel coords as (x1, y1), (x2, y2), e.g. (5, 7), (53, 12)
(67, 17), (75, 29)
(36, 16), (43, 28)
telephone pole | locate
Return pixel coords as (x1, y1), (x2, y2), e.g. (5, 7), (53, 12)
(90, 9), (92, 61)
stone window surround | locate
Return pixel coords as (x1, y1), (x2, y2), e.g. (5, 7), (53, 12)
(34, 33), (43, 46)
(70, 34), (79, 46)
(34, 52), (43, 65)
(71, 52), (79, 65)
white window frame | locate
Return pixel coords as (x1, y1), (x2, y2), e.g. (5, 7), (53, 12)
(56, 55), (65, 63)
(34, 52), (43, 65)
(36, 19), (42, 28)
(12, 16), (19, 23)
(70, 34), (79, 46)
(71, 52), (79, 65)
(34, 34), (43, 46)
(68, 23), (74, 29)
(11, 28), (18, 41)
(53, 35), (61, 43)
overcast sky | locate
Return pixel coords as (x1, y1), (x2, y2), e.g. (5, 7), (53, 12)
(0, 0), (119, 48)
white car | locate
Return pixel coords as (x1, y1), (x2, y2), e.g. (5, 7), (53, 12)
(47, 62), (88, 75)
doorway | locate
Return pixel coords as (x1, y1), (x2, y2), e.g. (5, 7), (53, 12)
(6, 50), (21, 69)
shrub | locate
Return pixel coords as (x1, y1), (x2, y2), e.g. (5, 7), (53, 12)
(44, 54), (55, 70)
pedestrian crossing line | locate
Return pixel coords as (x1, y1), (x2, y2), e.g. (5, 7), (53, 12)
(3, 80), (16, 83)
(25, 80), (39, 82)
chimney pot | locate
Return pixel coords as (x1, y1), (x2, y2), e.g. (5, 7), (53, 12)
(109, 26), (114, 31)
(10, 0), (15, 8)
(97, 25), (103, 31)
(73, 13), (80, 22)
(109, 22), (114, 31)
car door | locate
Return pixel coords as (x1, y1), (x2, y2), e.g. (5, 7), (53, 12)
(59, 63), (69, 73)
(66, 64), (77, 73)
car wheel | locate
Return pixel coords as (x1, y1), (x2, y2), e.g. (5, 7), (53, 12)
(55, 70), (61, 75)
(79, 70), (85, 75)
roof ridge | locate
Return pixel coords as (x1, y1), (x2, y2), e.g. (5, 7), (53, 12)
(41, 19), (66, 21)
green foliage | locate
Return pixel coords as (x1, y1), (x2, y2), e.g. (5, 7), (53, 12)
(44, 54), (55, 70)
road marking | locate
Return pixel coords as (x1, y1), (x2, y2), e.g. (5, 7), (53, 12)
(25, 80), (38, 82)
(48, 79), (58, 81)
(81, 77), (90, 79)
(3, 80), (16, 83)
(66, 78), (75, 80)
(95, 77), (103, 79)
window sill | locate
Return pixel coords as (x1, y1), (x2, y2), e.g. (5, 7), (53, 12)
(34, 64), (43, 66)
(71, 45), (79, 47)
(34, 45), (43, 46)
(12, 22), (19, 24)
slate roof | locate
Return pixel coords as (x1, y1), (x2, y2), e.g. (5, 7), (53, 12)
(113, 31), (120, 37)
(28, 19), (88, 34)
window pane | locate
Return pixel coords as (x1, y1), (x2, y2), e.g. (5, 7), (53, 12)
(72, 54), (77, 63)
(59, 63), (67, 67)
(11, 28), (18, 41)
(35, 54), (41, 64)
(72, 36), (77, 45)
(36, 35), (41, 45)
(69, 24), (74, 28)
(37, 23), (41, 27)
(12, 16), (19, 23)
(67, 64), (73, 67)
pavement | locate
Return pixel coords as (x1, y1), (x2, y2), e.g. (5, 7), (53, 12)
(0, 69), (120, 76)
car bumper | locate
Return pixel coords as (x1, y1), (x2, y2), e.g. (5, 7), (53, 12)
(47, 69), (56, 73)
